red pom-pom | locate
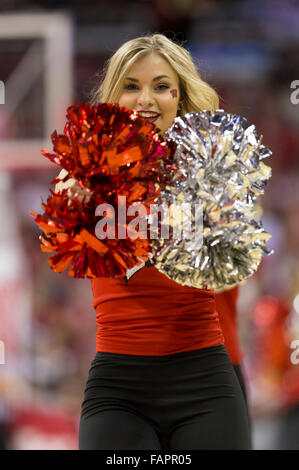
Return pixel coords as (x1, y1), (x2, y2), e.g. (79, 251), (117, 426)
(31, 103), (175, 278)
(43, 102), (171, 192)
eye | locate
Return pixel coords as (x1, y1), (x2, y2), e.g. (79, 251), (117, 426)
(156, 84), (170, 91)
(124, 83), (138, 90)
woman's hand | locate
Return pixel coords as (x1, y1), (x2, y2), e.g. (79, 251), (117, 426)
(55, 169), (91, 204)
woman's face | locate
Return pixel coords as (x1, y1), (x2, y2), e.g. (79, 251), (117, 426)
(118, 52), (181, 135)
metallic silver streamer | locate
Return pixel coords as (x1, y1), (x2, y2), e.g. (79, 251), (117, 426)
(150, 110), (273, 292)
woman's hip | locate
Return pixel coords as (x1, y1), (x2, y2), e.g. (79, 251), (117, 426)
(81, 344), (240, 404)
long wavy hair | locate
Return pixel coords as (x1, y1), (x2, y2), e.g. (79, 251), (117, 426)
(88, 33), (219, 116)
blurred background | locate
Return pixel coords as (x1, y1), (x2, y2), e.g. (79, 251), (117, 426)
(0, 0), (299, 450)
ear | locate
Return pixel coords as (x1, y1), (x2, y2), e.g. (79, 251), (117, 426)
(177, 101), (183, 116)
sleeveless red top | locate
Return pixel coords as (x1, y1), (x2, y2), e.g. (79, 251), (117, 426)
(215, 286), (243, 365)
(91, 266), (224, 356)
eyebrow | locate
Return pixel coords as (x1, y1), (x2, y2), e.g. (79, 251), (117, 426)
(124, 75), (171, 82)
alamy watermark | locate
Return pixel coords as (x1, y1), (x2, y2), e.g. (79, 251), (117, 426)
(0, 340), (5, 364)
(94, 196), (203, 246)
(0, 81), (4, 104)
(290, 80), (299, 105)
(289, 294), (299, 365)
(290, 339), (299, 365)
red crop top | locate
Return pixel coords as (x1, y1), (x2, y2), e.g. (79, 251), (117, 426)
(215, 286), (243, 365)
(91, 265), (224, 356)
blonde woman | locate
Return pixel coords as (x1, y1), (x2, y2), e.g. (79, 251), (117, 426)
(58, 33), (251, 450)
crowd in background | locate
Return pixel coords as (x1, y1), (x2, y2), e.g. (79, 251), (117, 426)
(0, 0), (298, 449)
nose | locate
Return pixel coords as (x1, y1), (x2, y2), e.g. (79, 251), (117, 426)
(137, 87), (154, 108)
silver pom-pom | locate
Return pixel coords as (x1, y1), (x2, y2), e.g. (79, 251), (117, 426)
(149, 110), (273, 292)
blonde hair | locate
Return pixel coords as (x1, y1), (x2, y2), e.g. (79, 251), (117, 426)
(88, 33), (219, 116)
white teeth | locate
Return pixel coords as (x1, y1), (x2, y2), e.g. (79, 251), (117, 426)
(138, 113), (159, 118)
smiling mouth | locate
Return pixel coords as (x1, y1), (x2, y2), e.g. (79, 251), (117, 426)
(137, 112), (160, 122)
(147, 115), (160, 122)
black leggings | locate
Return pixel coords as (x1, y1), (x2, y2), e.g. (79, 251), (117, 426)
(233, 364), (248, 406)
(233, 362), (252, 447)
(79, 345), (251, 450)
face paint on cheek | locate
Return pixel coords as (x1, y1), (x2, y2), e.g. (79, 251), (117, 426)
(170, 89), (178, 98)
